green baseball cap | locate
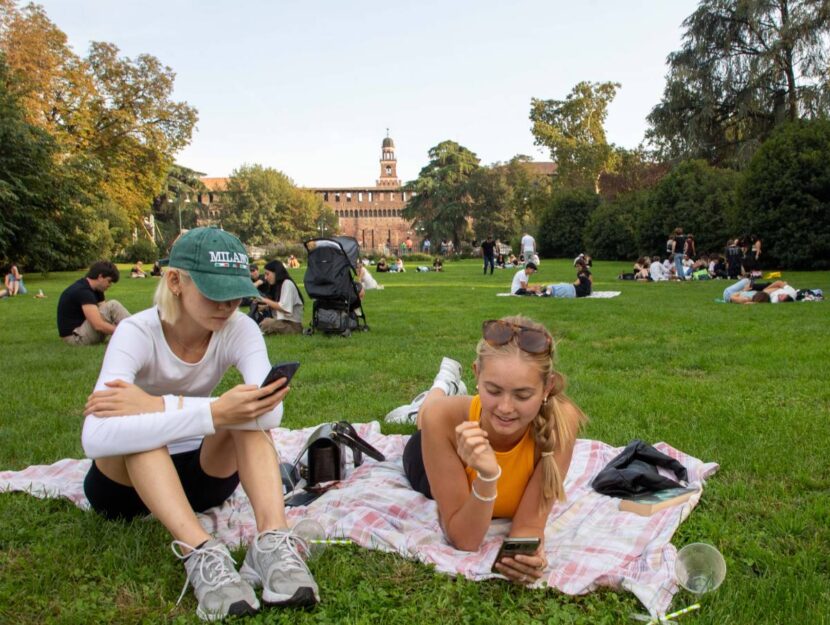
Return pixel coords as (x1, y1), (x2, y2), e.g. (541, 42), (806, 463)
(168, 227), (260, 301)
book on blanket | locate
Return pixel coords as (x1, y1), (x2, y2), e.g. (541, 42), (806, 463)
(618, 486), (699, 516)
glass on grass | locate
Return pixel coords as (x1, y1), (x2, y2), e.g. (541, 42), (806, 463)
(631, 542), (726, 624)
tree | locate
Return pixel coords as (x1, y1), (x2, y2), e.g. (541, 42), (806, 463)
(647, 0), (830, 167)
(737, 119), (830, 269)
(403, 140), (480, 245)
(530, 81), (620, 192)
(0, 54), (110, 270)
(221, 164), (325, 246)
(537, 189), (600, 258)
(0, 2), (198, 252)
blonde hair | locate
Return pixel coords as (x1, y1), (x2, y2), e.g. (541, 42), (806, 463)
(153, 268), (191, 324)
(475, 315), (586, 510)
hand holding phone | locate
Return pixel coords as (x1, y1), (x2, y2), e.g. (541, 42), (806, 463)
(491, 537), (541, 573)
(261, 361), (300, 396)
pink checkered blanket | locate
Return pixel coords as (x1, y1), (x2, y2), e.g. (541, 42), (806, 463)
(0, 422), (718, 616)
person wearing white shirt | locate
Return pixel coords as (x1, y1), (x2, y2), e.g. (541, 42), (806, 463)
(520, 232), (536, 261)
(649, 256), (668, 281)
(81, 227), (319, 620)
(511, 262), (540, 295)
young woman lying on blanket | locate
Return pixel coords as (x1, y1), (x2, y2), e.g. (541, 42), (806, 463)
(723, 278), (796, 304)
(388, 316), (586, 584)
(81, 227), (318, 621)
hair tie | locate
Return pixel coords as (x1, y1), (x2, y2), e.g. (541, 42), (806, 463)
(541, 451), (554, 457)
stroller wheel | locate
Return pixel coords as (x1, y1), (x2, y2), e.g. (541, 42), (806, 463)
(303, 327), (314, 336)
(341, 329), (352, 338)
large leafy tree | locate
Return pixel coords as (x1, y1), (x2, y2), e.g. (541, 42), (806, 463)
(221, 164), (325, 246)
(530, 81), (620, 193)
(737, 119), (830, 269)
(403, 140), (481, 245)
(0, 1), (197, 258)
(0, 54), (109, 270)
(647, 0), (830, 167)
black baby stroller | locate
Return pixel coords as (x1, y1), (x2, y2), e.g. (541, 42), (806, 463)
(303, 236), (369, 337)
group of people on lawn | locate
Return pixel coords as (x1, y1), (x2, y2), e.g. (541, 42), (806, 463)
(56, 228), (578, 620)
(50, 225), (810, 621)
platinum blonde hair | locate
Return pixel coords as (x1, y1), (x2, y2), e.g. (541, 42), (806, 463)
(153, 268), (191, 324)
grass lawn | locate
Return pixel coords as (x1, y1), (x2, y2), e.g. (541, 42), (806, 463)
(1, 259), (828, 624)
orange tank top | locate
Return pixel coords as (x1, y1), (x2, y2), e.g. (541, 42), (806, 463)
(464, 395), (537, 518)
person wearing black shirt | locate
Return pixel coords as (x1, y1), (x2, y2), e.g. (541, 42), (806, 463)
(481, 235), (497, 275)
(544, 263), (593, 298)
(57, 260), (130, 345)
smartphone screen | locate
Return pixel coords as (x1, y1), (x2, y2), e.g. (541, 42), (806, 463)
(261, 361), (300, 395)
(491, 537), (541, 573)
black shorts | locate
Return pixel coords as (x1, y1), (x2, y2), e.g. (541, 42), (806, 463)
(83, 444), (240, 521)
(402, 431), (434, 500)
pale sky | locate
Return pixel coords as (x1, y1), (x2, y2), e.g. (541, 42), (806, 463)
(38, 0), (698, 187)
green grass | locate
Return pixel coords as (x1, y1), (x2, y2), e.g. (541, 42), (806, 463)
(1, 260), (829, 624)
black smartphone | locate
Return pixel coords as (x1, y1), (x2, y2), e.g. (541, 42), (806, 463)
(261, 361), (300, 395)
(490, 537), (541, 573)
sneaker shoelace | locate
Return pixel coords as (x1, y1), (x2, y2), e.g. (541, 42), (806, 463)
(254, 530), (310, 573)
(171, 540), (241, 605)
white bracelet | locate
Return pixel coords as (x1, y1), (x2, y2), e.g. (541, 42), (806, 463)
(476, 466), (502, 483)
(471, 484), (497, 502)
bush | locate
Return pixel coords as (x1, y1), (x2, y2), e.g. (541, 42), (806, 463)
(583, 192), (644, 260)
(537, 189), (600, 258)
(737, 120), (830, 269)
(119, 238), (159, 264)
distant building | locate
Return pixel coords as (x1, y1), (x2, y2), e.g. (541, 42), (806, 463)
(313, 133), (414, 253)
(192, 134), (556, 255)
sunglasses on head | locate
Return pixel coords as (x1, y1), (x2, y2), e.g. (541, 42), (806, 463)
(482, 319), (552, 354)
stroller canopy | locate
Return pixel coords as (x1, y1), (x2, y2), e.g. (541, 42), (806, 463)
(303, 236), (361, 303)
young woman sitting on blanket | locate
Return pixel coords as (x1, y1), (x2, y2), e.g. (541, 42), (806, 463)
(81, 227), (319, 621)
(393, 316), (586, 584)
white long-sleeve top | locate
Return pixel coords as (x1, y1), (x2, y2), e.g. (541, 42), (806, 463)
(81, 307), (282, 459)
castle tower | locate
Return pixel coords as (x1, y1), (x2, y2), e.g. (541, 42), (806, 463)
(377, 130), (400, 188)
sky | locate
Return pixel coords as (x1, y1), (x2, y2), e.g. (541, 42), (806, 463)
(38, 0), (699, 187)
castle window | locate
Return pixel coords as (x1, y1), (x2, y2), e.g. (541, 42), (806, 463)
(368, 192), (373, 202)
(209, 192), (214, 204)
(358, 192), (363, 202)
(335, 193), (341, 202)
(386, 166), (392, 175)
(346, 192), (352, 202)
(323, 192), (329, 201)
(402, 192), (407, 201)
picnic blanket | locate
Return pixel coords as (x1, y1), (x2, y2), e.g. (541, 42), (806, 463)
(497, 291), (621, 298)
(0, 422), (717, 617)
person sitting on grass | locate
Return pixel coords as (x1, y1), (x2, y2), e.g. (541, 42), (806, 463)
(545, 262), (593, 298)
(433, 256), (444, 272)
(57, 260), (130, 346)
(130, 261), (147, 278)
(511, 262), (541, 295)
(255, 260), (305, 335)
(81, 227), (318, 621)
(723, 278), (797, 304)
(376, 257), (390, 272)
(394, 317), (586, 583)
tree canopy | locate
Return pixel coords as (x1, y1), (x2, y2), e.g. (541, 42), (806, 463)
(530, 81), (620, 192)
(221, 164), (326, 246)
(403, 140), (481, 245)
(647, 0), (830, 167)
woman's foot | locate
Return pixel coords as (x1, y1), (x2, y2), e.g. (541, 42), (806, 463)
(173, 539), (260, 622)
(385, 358), (467, 424)
(240, 529), (319, 607)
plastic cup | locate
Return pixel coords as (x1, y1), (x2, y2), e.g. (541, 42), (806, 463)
(675, 543), (726, 594)
(291, 518), (327, 558)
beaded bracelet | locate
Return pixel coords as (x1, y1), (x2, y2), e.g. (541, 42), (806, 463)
(471, 484), (497, 502)
(476, 466), (502, 483)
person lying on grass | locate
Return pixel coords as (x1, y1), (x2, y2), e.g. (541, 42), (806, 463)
(81, 227), (319, 622)
(723, 278), (797, 304)
(396, 316), (586, 584)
